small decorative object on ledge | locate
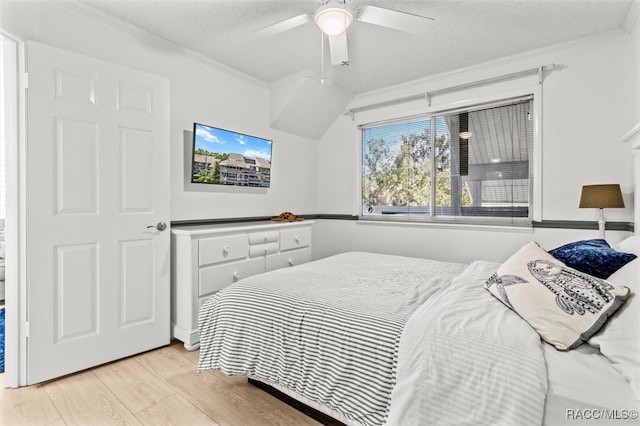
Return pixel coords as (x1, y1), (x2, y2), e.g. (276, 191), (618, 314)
(579, 184), (625, 239)
(271, 211), (304, 222)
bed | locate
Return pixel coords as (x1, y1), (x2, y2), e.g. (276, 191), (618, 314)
(197, 235), (640, 425)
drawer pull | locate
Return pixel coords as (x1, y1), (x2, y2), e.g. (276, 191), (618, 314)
(233, 272), (241, 281)
(294, 236), (300, 244)
(288, 259), (295, 266)
(223, 246), (232, 254)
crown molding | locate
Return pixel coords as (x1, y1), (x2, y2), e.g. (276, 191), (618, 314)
(622, 122), (640, 151)
(623, 0), (640, 32)
(52, 0), (268, 89)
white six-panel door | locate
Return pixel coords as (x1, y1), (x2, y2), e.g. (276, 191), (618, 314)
(26, 41), (170, 384)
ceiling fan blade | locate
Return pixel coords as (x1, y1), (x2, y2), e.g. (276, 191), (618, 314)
(251, 14), (312, 38)
(328, 33), (349, 66)
(356, 5), (434, 36)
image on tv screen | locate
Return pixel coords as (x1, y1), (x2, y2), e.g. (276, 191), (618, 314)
(191, 123), (272, 188)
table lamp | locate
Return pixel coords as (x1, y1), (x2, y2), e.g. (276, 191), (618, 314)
(579, 184), (624, 239)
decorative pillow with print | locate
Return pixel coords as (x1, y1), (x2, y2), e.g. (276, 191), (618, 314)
(485, 241), (630, 350)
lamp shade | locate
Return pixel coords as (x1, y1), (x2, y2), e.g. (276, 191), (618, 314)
(314, 2), (353, 36)
(579, 184), (625, 209)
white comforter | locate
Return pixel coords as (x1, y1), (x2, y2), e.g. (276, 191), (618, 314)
(388, 260), (548, 425)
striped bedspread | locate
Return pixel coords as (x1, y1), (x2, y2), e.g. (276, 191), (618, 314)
(197, 252), (466, 426)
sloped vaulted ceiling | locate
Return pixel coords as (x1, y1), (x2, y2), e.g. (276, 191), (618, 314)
(270, 71), (353, 140)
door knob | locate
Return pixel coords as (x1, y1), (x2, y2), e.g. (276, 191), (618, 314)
(147, 222), (167, 232)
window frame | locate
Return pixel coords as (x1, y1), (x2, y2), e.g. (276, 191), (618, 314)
(355, 86), (543, 227)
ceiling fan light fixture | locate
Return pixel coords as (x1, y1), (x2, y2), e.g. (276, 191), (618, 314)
(314, 1), (354, 36)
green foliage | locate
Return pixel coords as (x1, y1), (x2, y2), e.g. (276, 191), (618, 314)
(193, 155), (220, 183)
(363, 129), (471, 212)
(194, 149), (228, 162)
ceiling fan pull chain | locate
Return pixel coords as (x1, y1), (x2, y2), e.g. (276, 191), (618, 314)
(320, 32), (325, 85)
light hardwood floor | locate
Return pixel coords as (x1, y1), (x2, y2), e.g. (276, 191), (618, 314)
(0, 340), (321, 426)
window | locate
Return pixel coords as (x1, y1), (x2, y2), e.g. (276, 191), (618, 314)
(361, 97), (533, 226)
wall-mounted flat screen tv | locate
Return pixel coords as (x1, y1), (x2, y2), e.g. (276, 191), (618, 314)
(191, 122), (272, 188)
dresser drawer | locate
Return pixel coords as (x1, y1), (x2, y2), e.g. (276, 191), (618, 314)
(199, 235), (248, 266)
(248, 230), (279, 245)
(199, 257), (265, 296)
(266, 248), (311, 271)
(171, 221), (314, 351)
(280, 227), (312, 252)
(249, 242), (279, 258)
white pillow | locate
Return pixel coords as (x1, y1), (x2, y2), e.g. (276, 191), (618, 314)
(485, 242), (630, 351)
(615, 235), (640, 255)
(588, 236), (640, 400)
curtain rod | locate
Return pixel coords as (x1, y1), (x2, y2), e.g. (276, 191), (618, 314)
(344, 64), (556, 119)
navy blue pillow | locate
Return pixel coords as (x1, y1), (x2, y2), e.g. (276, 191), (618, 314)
(549, 239), (637, 279)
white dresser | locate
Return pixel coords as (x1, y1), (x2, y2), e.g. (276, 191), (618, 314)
(171, 220), (314, 350)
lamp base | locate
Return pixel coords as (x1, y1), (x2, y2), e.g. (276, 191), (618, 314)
(597, 208), (606, 240)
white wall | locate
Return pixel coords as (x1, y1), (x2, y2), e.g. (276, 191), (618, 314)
(315, 28), (638, 262)
(312, 219), (631, 264)
(0, 0), (318, 222)
(630, 5), (640, 120)
(2, 1), (638, 263)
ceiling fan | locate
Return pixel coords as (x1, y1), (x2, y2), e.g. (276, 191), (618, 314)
(253, 0), (435, 67)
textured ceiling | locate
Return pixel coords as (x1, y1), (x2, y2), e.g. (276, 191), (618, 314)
(78, 0), (634, 94)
